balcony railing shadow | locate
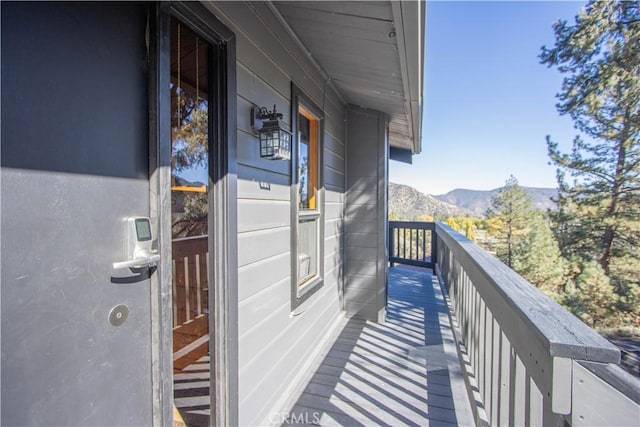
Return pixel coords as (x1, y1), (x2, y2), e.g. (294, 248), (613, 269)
(283, 221), (639, 426)
(283, 265), (474, 426)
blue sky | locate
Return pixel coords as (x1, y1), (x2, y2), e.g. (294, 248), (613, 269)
(390, 1), (586, 195)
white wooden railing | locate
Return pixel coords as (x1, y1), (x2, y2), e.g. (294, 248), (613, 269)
(171, 235), (210, 371)
(433, 222), (640, 426)
(172, 235), (209, 328)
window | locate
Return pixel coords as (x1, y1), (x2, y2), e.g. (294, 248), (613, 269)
(291, 84), (324, 308)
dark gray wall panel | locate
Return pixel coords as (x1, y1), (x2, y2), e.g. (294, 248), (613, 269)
(345, 301), (378, 319)
(345, 286), (379, 304)
(324, 165), (346, 188)
(346, 246), (378, 262)
(1, 2), (148, 178)
(347, 260), (378, 277)
(237, 64), (291, 127)
(237, 129), (290, 176)
(325, 150), (345, 174)
(346, 274), (379, 290)
(346, 203), (379, 220)
(344, 106), (388, 321)
(324, 131), (346, 159)
(1, 3), (152, 426)
(238, 164), (290, 186)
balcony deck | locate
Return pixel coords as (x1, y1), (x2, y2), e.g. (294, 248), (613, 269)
(285, 265), (474, 426)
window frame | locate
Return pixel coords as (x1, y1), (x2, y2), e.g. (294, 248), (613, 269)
(290, 83), (325, 310)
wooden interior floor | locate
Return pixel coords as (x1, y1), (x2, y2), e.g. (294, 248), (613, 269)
(285, 266), (474, 426)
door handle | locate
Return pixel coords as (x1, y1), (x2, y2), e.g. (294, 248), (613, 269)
(113, 254), (160, 270)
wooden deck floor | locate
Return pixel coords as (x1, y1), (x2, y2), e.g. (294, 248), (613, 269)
(285, 266), (474, 426)
(174, 355), (211, 427)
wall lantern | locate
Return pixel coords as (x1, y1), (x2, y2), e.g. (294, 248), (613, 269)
(251, 105), (292, 160)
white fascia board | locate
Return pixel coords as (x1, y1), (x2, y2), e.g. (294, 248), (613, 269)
(391, 0), (425, 155)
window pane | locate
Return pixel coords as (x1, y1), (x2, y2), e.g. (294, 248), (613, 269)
(298, 114), (311, 210)
(298, 217), (318, 284)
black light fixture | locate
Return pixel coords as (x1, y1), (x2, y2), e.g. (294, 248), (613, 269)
(251, 105), (292, 160)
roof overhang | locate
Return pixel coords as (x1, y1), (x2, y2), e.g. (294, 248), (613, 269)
(272, 1), (425, 155)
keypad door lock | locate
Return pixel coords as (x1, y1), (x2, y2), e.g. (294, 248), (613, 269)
(112, 217), (160, 270)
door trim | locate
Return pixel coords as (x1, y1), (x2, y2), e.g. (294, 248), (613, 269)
(148, 4), (173, 426)
(149, 3), (238, 426)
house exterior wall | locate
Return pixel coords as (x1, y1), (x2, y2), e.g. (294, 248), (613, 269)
(202, 2), (347, 425)
(345, 106), (389, 322)
(1, 3), (154, 425)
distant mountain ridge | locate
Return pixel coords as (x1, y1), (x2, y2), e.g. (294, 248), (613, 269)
(389, 182), (558, 219)
(434, 187), (558, 215)
(389, 183), (472, 219)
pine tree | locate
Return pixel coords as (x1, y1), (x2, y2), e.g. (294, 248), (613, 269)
(512, 210), (567, 296)
(486, 176), (534, 268)
(563, 261), (618, 329)
(540, 1), (640, 292)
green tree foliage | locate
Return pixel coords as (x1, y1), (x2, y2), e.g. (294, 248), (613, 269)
(512, 211), (567, 296)
(562, 261), (618, 328)
(172, 86), (208, 175)
(540, 1), (640, 294)
(486, 176), (534, 267)
(172, 193), (207, 237)
(171, 85), (209, 238)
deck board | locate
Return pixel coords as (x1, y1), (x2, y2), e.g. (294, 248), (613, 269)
(174, 354), (211, 427)
(285, 266), (474, 426)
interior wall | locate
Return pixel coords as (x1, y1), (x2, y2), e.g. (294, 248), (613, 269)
(202, 2), (346, 425)
(344, 105), (389, 322)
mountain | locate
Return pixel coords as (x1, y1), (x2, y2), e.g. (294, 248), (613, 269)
(434, 187), (558, 216)
(389, 182), (472, 219)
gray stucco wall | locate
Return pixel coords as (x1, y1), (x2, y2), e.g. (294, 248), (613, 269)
(344, 106), (388, 322)
(202, 2), (346, 425)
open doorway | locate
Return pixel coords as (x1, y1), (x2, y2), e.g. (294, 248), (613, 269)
(170, 17), (212, 427)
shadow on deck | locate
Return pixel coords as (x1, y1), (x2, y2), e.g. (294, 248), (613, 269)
(285, 265), (474, 426)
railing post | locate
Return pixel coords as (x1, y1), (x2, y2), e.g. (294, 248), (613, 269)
(388, 225), (395, 268)
(431, 225), (437, 266)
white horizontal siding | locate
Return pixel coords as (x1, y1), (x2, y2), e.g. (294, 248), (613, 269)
(237, 199), (289, 233)
(325, 188), (345, 204)
(237, 251), (290, 301)
(202, 2), (346, 425)
(236, 171), (290, 201)
(239, 292), (342, 425)
(238, 227), (290, 267)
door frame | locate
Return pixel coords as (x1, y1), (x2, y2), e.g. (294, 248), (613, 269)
(148, 2), (238, 426)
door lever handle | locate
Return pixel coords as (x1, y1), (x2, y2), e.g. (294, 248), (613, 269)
(113, 254), (160, 270)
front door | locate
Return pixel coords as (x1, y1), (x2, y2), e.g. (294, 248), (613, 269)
(2, 3), (154, 425)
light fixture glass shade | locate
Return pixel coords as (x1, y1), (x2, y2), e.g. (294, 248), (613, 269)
(259, 119), (291, 160)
